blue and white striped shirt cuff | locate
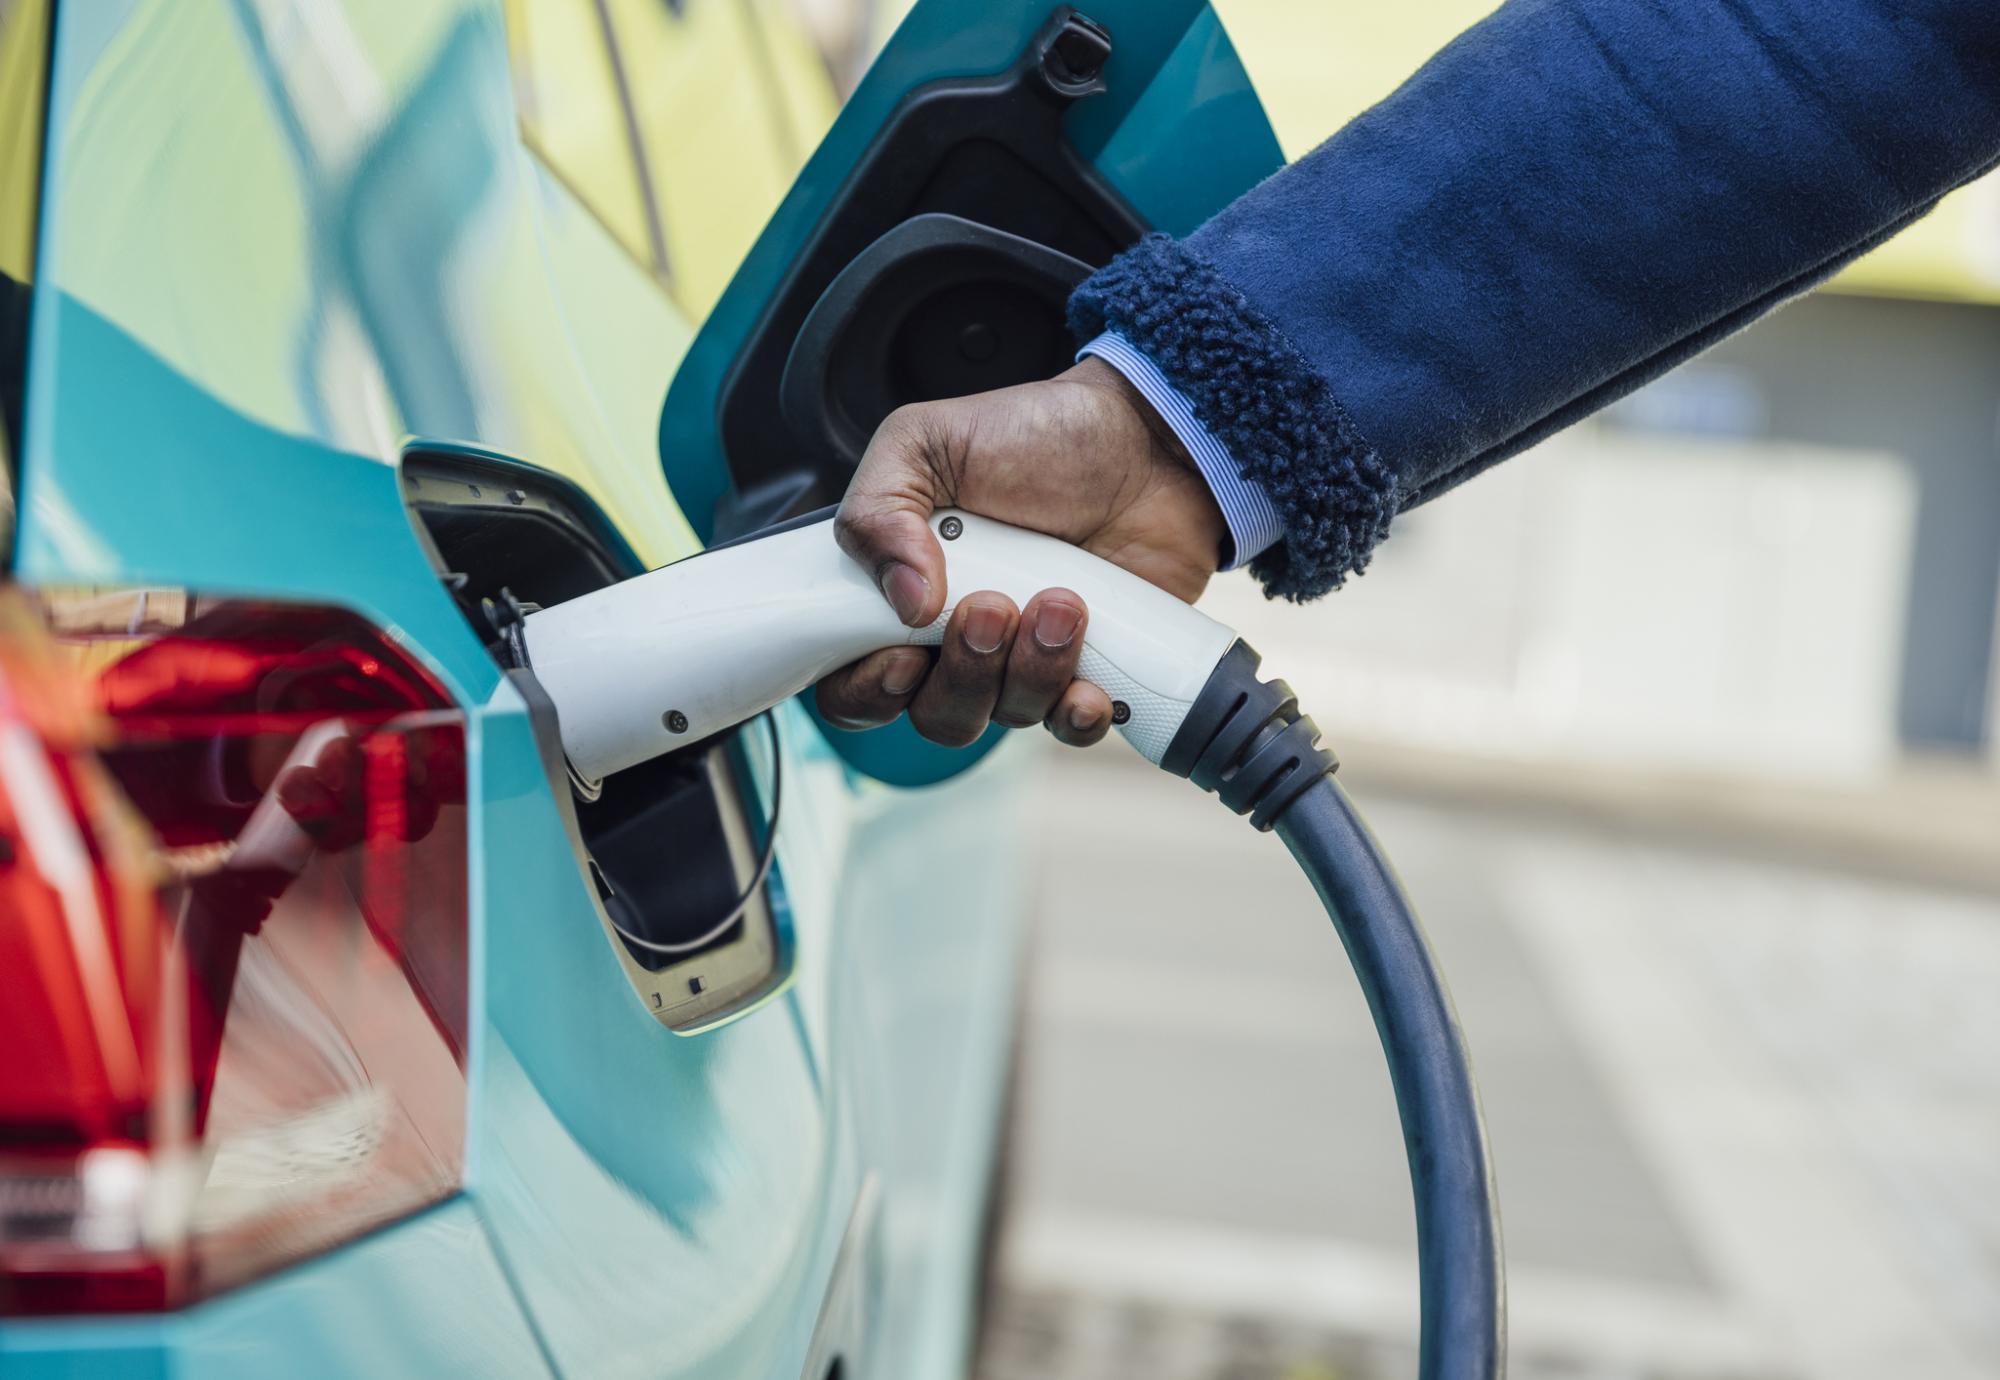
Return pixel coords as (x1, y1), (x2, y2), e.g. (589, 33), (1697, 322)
(1077, 331), (1284, 570)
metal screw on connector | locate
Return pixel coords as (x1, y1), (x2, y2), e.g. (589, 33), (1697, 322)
(664, 709), (690, 734)
(939, 515), (964, 540)
(1111, 700), (1131, 725)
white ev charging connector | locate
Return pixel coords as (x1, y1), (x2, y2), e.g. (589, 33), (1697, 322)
(520, 508), (1504, 1380)
(524, 509), (1239, 782)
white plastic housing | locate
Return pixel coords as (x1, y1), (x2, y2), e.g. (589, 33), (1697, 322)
(522, 510), (1238, 781)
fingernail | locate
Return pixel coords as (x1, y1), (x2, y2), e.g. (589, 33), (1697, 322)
(879, 562), (930, 627)
(1068, 703), (1104, 734)
(963, 604), (1007, 655)
(880, 650), (926, 696)
(1035, 602), (1082, 650)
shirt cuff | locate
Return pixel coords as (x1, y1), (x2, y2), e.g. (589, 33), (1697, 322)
(1076, 331), (1284, 570)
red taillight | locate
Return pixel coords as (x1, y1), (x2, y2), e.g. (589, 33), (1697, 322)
(0, 590), (468, 1315)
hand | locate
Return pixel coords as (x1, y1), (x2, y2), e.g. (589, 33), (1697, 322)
(817, 356), (1228, 748)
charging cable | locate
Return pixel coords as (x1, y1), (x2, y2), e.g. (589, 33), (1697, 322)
(1162, 640), (1504, 1380)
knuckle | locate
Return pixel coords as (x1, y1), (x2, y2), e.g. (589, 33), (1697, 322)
(995, 672), (1063, 728)
(876, 403), (937, 460)
(815, 675), (884, 728)
(813, 677), (855, 715)
(880, 401), (926, 433)
(879, 402), (960, 486)
(1015, 652), (1070, 690)
(941, 646), (1004, 687)
(911, 681), (991, 745)
(835, 502), (894, 549)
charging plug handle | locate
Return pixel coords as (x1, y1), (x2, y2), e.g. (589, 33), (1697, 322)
(520, 509), (1238, 782)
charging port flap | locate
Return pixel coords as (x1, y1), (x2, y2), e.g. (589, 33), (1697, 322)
(402, 448), (788, 1031)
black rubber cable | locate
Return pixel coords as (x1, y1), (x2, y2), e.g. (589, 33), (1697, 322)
(1273, 777), (1505, 1380)
(1164, 639), (1505, 1380)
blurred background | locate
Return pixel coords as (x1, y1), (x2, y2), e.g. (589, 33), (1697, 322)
(968, 4), (2000, 1380)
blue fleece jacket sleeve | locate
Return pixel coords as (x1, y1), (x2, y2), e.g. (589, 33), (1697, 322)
(1070, 0), (2000, 600)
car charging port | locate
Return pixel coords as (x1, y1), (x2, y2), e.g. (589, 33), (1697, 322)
(400, 449), (787, 1031)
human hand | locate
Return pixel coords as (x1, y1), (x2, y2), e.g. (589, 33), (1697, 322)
(816, 356), (1228, 748)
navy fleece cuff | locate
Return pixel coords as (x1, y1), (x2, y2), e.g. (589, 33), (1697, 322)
(1067, 234), (1398, 601)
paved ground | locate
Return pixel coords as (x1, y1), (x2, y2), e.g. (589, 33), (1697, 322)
(975, 749), (2000, 1380)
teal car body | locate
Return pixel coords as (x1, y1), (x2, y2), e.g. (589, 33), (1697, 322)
(0, 0), (1278, 1374)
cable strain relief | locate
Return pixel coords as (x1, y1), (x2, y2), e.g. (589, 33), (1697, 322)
(1161, 638), (1339, 831)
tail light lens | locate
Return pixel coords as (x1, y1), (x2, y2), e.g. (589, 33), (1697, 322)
(0, 588), (468, 1314)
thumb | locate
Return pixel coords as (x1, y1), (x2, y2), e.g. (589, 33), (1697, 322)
(834, 405), (951, 628)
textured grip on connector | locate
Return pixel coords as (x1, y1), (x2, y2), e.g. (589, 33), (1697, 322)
(1160, 639), (1338, 831)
